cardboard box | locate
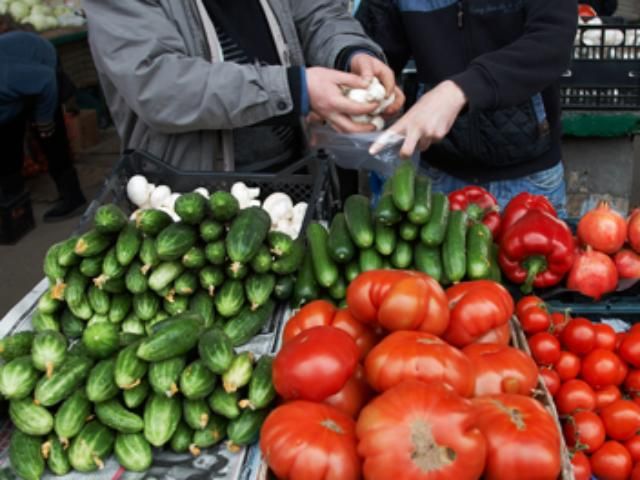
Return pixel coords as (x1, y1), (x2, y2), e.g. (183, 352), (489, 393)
(65, 109), (99, 153)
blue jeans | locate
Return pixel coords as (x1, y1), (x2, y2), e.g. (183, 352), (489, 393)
(421, 162), (568, 219)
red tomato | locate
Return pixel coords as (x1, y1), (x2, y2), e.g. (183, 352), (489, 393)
(616, 332), (628, 350)
(365, 331), (474, 397)
(581, 349), (624, 389)
(554, 351), (581, 381)
(550, 311), (571, 337)
(463, 343), (538, 397)
(624, 370), (640, 399)
(633, 462), (640, 480)
(593, 322), (618, 351)
(617, 361), (629, 386)
(282, 300), (337, 343)
(473, 394), (561, 480)
(273, 326), (359, 401)
(590, 441), (633, 480)
(473, 322), (511, 346)
(625, 435), (640, 462)
(332, 309), (379, 361)
(528, 332), (561, 366)
(324, 365), (372, 419)
(600, 400), (640, 441)
(563, 410), (606, 454)
(619, 332), (640, 368)
(571, 451), (592, 480)
(516, 296), (551, 335)
(260, 401), (360, 480)
(555, 379), (596, 414)
(357, 381), (486, 480)
(561, 317), (596, 356)
(539, 367), (561, 396)
(595, 385), (623, 410)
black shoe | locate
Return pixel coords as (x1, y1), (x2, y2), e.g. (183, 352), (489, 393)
(43, 168), (87, 223)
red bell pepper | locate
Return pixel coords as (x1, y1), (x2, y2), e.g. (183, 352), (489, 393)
(498, 210), (575, 293)
(498, 192), (557, 243)
(449, 186), (501, 238)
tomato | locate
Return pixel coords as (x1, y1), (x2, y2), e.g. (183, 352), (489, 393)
(462, 343), (538, 397)
(619, 331), (640, 369)
(273, 326), (359, 401)
(473, 322), (511, 346)
(632, 462), (640, 480)
(324, 365), (372, 419)
(357, 381), (486, 480)
(473, 394), (561, 480)
(516, 296), (551, 335)
(365, 331), (474, 397)
(600, 399), (640, 441)
(282, 300), (337, 343)
(442, 280), (514, 348)
(593, 322), (618, 351)
(624, 370), (640, 399)
(590, 441), (633, 480)
(554, 351), (581, 381)
(332, 309), (379, 360)
(617, 361), (629, 386)
(539, 367), (561, 396)
(550, 310), (571, 337)
(563, 410), (606, 454)
(625, 435), (640, 462)
(581, 349), (624, 389)
(555, 379), (596, 414)
(571, 451), (592, 480)
(595, 385), (622, 410)
(560, 317), (596, 356)
(528, 332), (561, 366)
(260, 401), (360, 480)
(616, 332), (628, 350)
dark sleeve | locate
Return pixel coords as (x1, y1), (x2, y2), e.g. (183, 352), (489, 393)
(355, 0), (412, 76)
(450, 0), (578, 110)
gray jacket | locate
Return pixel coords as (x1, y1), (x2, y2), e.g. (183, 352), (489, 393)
(84, 0), (380, 171)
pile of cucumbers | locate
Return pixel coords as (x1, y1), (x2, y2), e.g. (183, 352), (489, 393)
(296, 162), (501, 305)
(1, 313), (277, 479)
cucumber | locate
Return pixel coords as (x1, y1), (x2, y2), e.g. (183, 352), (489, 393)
(133, 291), (161, 321)
(61, 308), (85, 339)
(189, 291), (216, 329)
(344, 195), (374, 248)
(199, 328), (234, 375)
(345, 260), (361, 283)
(115, 341), (148, 390)
(57, 236), (81, 267)
(467, 222), (492, 280)
(115, 433), (153, 472)
(240, 355), (275, 410)
(227, 409), (269, 449)
(86, 358), (119, 403)
(170, 421), (193, 453)
(79, 255), (104, 278)
(109, 293), (132, 323)
(124, 379), (150, 409)
(175, 270), (198, 296)
(44, 242), (67, 284)
(226, 207), (271, 265)
(223, 301), (275, 347)
(328, 213), (357, 265)
(102, 276), (126, 294)
(381, 256), (393, 270)
(31, 331), (67, 378)
(75, 229), (112, 257)
(420, 192), (450, 247)
(116, 222), (142, 266)
(399, 220), (419, 242)
(10, 398), (54, 435)
(250, 245), (273, 274)
(68, 421), (115, 472)
(98, 246), (127, 283)
(180, 360), (217, 400)
(175, 192), (207, 225)
(95, 203), (128, 233)
(208, 387), (240, 420)
(374, 193), (402, 226)
(32, 310), (62, 332)
(199, 266), (224, 296)
(226, 261), (249, 280)
(245, 273), (276, 310)
(205, 240), (226, 265)
(38, 290), (63, 315)
(407, 175), (432, 225)
(184, 398), (211, 430)
(135, 209), (172, 236)
(191, 415), (227, 449)
(215, 280), (245, 318)
(273, 275), (294, 301)
(0, 331), (34, 361)
(88, 313), (109, 326)
(488, 243), (502, 283)
(268, 231), (295, 257)
(414, 243), (443, 282)
(442, 209), (468, 283)
(200, 219), (224, 243)
(54, 390), (92, 444)
(139, 237), (160, 273)
(182, 246), (207, 269)
(34, 355), (93, 407)
(359, 248), (383, 272)
(43, 434), (71, 476)
(391, 240), (413, 269)
(391, 161), (416, 211)
(82, 322), (119, 359)
(143, 393), (181, 447)
(126, 260), (148, 294)
(163, 294), (189, 316)
(96, 399), (144, 433)
(271, 238), (304, 275)
(209, 191), (239, 222)
(328, 275), (347, 301)
(65, 268), (88, 307)
(149, 356), (186, 397)
(292, 254), (318, 307)
(156, 223), (198, 261)
(307, 222), (339, 288)
(88, 285), (111, 315)
(375, 222), (397, 256)
(120, 332), (144, 347)
(10, 431), (45, 480)
(222, 352), (253, 393)
(136, 312), (203, 362)
(0, 356), (38, 400)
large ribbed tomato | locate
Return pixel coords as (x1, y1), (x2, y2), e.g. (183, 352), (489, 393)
(331, 308), (380, 360)
(324, 364), (372, 419)
(473, 394), (562, 480)
(260, 401), (360, 480)
(357, 381), (486, 480)
(365, 330), (474, 397)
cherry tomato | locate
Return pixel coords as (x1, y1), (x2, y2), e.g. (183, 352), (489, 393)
(571, 451), (592, 480)
(590, 441), (632, 480)
(555, 379), (596, 415)
(632, 462), (640, 480)
(617, 361), (629, 387)
(595, 385), (622, 410)
(563, 410), (606, 454)
(616, 332), (628, 350)
(600, 399), (640, 441)
(624, 435), (640, 463)
(539, 367), (561, 396)
(516, 296), (551, 335)
(561, 318), (596, 356)
(593, 322), (617, 351)
(581, 349), (624, 389)
(550, 311), (571, 337)
(554, 351), (581, 382)
(624, 370), (640, 400)
(619, 331), (640, 368)
(528, 332), (561, 366)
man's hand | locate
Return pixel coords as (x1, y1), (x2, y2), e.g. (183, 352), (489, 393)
(371, 80), (467, 157)
(350, 53), (405, 116)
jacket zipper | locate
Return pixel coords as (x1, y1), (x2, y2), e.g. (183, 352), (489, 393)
(457, 1), (464, 28)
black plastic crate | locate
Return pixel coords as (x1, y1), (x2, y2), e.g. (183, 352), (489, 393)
(0, 191), (35, 245)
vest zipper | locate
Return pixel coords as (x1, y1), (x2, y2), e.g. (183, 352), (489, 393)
(457, 1), (464, 28)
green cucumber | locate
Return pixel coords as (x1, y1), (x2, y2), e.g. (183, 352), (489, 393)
(99, 246), (127, 283)
(180, 360), (217, 400)
(175, 271), (198, 296)
(467, 222), (492, 280)
(199, 266), (224, 296)
(488, 243), (502, 283)
(374, 192), (402, 226)
(109, 293), (132, 323)
(44, 242), (67, 284)
(391, 161), (416, 211)
(149, 261), (184, 292)
(170, 421), (193, 453)
(149, 356), (186, 397)
(0, 331), (34, 362)
(208, 388), (240, 420)
(223, 301), (275, 347)
(75, 229), (112, 257)
(250, 245), (273, 274)
(143, 393), (181, 447)
(191, 415), (227, 449)
(135, 209), (172, 236)
(61, 308), (85, 339)
(307, 222), (339, 288)
(95, 203), (128, 233)
(407, 175), (432, 225)
(54, 390), (92, 444)
(68, 421), (114, 472)
(156, 223), (198, 261)
(199, 328), (234, 375)
(182, 246), (207, 269)
(124, 379), (150, 409)
(102, 276), (126, 294)
(226, 261), (249, 280)
(88, 313), (109, 327)
(360, 248), (383, 272)
(0, 356), (38, 400)
(10, 431), (45, 480)
(375, 222), (397, 256)
(209, 191), (239, 222)
(245, 273), (276, 310)
(273, 275), (294, 301)
(43, 434), (71, 476)
(391, 240), (413, 269)
(420, 192), (450, 247)
(399, 220), (419, 242)
(121, 313), (145, 335)
(115, 341), (148, 390)
(442, 209), (468, 283)
(205, 240), (226, 266)
(189, 291), (216, 329)
(240, 355), (275, 410)
(116, 222), (142, 266)
(86, 358), (119, 403)
(31, 331), (67, 378)
(139, 237), (160, 273)
(65, 267), (88, 307)
(328, 275), (347, 301)
(38, 288), (63, 315)
(32, 310), (62, 332)
(184, 398), (211, 430)
(82, 322), (119, 359)
(133, 291), (160, 321)
(114, 433), (153, 472)
(95, 399), (144, 433)
(34, 355), (93, 407)
(292, 254), (318, 307)
(79, 255), (104, 278)
(57, 236), (81, 267)
(222, 352), (253, 393)
(126, 260), (148, 294)
(88, 284), (111, 314)
(268, 231), (295, 257)
(136, 312), (202, 362)
(414, 244), (443, 282)
(345, 260), (361, 283)
(215, 280), (245, 318)
(327, 213), (356, 264)
(227, 409), (269, 448)
(226, 207), (271, 265)
(163, 294), (189, 316)
(344, 195), (374, 248)
(175, 192), (207, 225)
(271, 238), (304, 275)
(10, 398), (54, 435)
(200, 219), (224, 243)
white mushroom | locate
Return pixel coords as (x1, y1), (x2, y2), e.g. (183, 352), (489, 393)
(149, 185), (172, 209)
(262, 192), (294, 226)
(193, 187), (210, 199)
(126, 175), (150, 207)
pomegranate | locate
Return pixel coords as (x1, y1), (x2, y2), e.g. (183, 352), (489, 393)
(567, 247), (618, 300)
(614, 248), (640, 279)
(629, 209), (640, 254)
(577, 201), (627, 254)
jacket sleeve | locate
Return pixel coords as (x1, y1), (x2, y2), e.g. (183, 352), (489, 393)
(290, 0), (384, 69)
(0, 61), (58, 123)
(84, 0), (296, 134)
(450, 0), (578, 110)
